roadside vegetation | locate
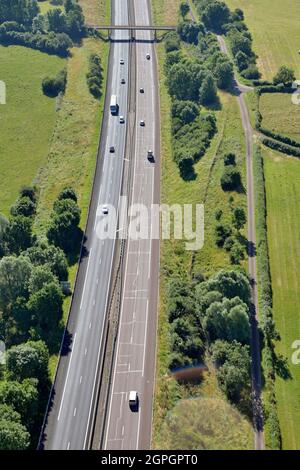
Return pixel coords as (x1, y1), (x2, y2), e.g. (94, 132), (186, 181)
(156, 394), (253, 450)
(0, 185), (82, 448)
(224, 0), (300, 449)
(0, 0), (109, 448)
(152, 0), (252, 449)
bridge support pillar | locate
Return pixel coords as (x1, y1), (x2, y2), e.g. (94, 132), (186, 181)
(154, 29), (157, 42)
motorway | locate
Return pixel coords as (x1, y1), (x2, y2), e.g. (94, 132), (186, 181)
(42, 0), (132, 450)
(104, 0), (160, 450)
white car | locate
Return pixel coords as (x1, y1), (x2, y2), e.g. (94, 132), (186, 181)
(129, 391), (138, 409)
(120, 59), (125, 65)
(102, 205), (109, 214)
(140, 120), (145, 127)
(119, 115), (125, 124)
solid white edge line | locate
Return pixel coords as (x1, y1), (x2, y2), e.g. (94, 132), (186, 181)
(57, 332), (77, 421)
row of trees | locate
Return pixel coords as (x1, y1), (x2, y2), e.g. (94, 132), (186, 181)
(0, 0), (85, 56)
(86, 53), (103, 98)
(214, 153), (247, 265)
(0, 185), (80, 448)
(194, 0), (260, 80)
(166, 269), (252, 413)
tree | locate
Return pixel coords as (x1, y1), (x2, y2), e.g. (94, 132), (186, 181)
(10, 196), (36, 218)
(211, 340), (251, 402)
(0, 403), (21, 423)
(165, 31), (181, 53)
(28, 282), (63, 333)
(202, 1), (230, 32)
(199, 73), (217, 105)
(5, 216), (33, 254)
(232, 207), (247, 230)
(215, 223), (232, 247)
(23, 243), (68, 281)
(273, 65), (295, 86)
(6, 340), (49, 384)
(168, 60), (203, 100)
(47, 209), (81, 253)
(58, 187), (78, 203)
(19, 186), (37, 203)
(178, 155), (195, 179)
(28, 265), (58, 294)
(46, 8), (67, 34)
(221, 165), (241, 191)
(235, 50), (249, 72)
(0, 379), (39, 429)
(230, 242), (245, 265)
(0, 214), (8, 257)
(224, 152), (236, 166)
(207, 269), (251, 304)
(227, 304), (250, 343)
(179, 1), (190, 18)
(177, 21), (204, 44)
(214, 60), (234, 89)
(229, 31), (252, 57)
(0, 256), (32, 309)
(0, 419), (30, 450)
(172, 100), (199, 124)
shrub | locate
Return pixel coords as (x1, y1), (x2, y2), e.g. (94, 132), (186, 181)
(42, 68), (67, 97)
(86, 53), (102, 98)
(224, 152), (236, 166)
(221, 165), (241, 191)
(215, 223), (232, 247)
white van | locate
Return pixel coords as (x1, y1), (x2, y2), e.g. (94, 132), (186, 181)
(129, 391), (138, 408)
(110, 95), (118, 114)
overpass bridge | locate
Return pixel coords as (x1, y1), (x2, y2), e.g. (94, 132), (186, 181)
(87, 24), (177, 40)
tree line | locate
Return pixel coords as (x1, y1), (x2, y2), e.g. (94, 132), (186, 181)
(0, 185), (81, 448)
(0, 0), (85, 56)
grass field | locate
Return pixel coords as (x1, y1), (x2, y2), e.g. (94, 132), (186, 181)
(260, 93), (300, 142)
(38, 0), (55, 14)
(263, 149), (300, 449)
(0, 46), (65, 216)
(226, 0), (300, 81)
(152, 0), (250, 449)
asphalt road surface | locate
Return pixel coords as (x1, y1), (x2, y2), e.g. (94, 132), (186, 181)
(104, 0), (160, 450)
(42, 0), (131, 450)
(217, 35), (265, 451)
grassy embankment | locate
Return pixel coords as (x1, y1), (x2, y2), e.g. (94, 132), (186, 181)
(226, 0), (300, 449)
(151, 0), (252, 449)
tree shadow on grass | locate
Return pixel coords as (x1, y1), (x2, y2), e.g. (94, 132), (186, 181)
(273, 351), (292, 380)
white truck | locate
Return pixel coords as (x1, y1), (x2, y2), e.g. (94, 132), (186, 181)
(110, 94), (118, 115)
